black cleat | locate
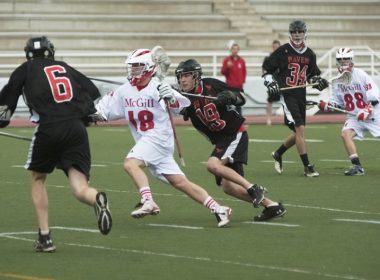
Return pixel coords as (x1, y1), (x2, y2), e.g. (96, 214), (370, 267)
(254, 203), (286, 222)
(95, 192), (112, 235)
(34, 230), (56, 253)
(304, 165), (319, 177)
(247, 184), (267, 208)
(344, 165), (364, 176)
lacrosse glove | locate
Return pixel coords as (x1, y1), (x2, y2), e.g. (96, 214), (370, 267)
(318, 100), (332, 112)
(310, 76), (329, 91)
(356, 105), (373, 121)
(0, 105), (11, 128)
(158, 83), (176, 104)
(215, 90), (237, 107)
(263, 74), (280, 98)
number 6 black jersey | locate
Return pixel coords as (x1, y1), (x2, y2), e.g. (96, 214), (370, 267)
(262, 43), (321, 95)
(184, 77), (246, 144)
(0, 58), (100, 124)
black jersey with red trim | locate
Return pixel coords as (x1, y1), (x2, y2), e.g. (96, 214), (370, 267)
(184, 77), (246, 144)
(262, 43), (321, 95)
(0, 58), (100, 124)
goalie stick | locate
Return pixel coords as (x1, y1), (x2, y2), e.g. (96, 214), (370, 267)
(280, 71), (352, 92)
(151, 45), (186, 167)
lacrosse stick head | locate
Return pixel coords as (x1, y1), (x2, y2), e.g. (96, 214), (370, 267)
(125, 49), (157, 87)
(336, 47), (354, 74)
(331, 71), (352, 85)
(151, 46), (171, 82)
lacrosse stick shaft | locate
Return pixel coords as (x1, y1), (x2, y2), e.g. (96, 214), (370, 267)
(152, 45), (186, 167)
(165, 100), (186, 166)
(181, 92), (217, 100)
(0, 131), (32, 141)
(280, 83), (318, 91)
(90, 77), (123, 86)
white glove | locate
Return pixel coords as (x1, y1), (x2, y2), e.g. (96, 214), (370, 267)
(158, 83), (176, 104)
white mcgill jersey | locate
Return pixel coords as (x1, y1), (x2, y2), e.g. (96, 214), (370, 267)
(330, 68), (380, 120)
(96, 78), (190, 150)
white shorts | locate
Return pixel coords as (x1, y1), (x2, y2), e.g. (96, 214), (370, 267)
(126, 137), (184, 182)
(342, 117), (380, 140)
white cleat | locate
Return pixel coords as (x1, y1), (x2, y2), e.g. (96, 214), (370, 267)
(213, 206), (232, 228)
(131, 199), (160, 219)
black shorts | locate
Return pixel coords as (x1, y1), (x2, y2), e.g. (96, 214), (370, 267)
(211, 131), (248, 186)
(267, 94), (280, 103)
(25, 119), (91, 179)
(282, 93), (306, 131)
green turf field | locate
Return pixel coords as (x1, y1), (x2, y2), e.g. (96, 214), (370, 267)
(0, 123), (379, 280)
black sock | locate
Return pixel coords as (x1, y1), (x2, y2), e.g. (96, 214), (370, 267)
(300, 154), (310, 167)
(276, 144), (288, 156)
(351, 157), (361, 166)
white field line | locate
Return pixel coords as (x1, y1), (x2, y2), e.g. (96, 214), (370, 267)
(260, 160), (295, 164)
(243, 221), (300, 227)
(0, 233), (371, 280)
(319, 159), (349, 162)
(3, 181), (380, 216)
(250, 139), (324, 143)
(147, 223), (204, 230)
(333, 218), (380, 225)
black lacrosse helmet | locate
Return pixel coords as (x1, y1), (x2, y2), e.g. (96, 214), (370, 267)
(24, 36), (55, 60)
(175, 59), (203, 80)
(289, 20), (307, 34)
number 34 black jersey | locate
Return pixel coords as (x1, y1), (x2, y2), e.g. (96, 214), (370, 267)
(0, 58), (100, 124)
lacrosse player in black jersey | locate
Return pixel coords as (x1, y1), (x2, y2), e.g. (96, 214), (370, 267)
(262, 20), (329, 177)
(175, 59), (286, 221)
(0, 36), (112, 252)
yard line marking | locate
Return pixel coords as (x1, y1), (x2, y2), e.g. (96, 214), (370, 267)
(288, 204), (380, 216)
(333, 218), (380, 225)
(243, 221), (300, 227)
(50, 226), (99, 233)
(261, 160), (295, 164)
(320, 159), (349, 162)
(0, 232), (372, 280)
(0, 231), (35, 236)
(147, 223), (204, 230)
(0, 272), (54, 280)
(249, 139), (324, 143)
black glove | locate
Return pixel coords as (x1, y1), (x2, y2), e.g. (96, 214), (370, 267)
(215, 90), (237, 106)
(310, 76), (329, 91)
(180, 108), (190, 121)
(263, 74), (280, 97)
(0, 105), (11, 128)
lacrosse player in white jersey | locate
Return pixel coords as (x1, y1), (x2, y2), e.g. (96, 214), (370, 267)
(95, 49), (232, 227)
(318, 47), (380, 175)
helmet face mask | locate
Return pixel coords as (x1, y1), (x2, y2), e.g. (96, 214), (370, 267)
(175, 59), (202, 92)
(288, 20), (307, 50)
(125, 49), (156, 87)
(24, 36), (55, 60)
(336, 47), (354, 73)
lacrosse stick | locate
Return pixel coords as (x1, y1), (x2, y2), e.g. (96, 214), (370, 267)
(151, 46), (185, 167)
(306, 100), (358, 116)
(181, 92), (217, 100)
(280, 71), (352, 91)
(0, 131), (32, 141)
(90, 77), (123, 86)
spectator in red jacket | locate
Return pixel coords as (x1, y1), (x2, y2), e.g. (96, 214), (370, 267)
(221, 42), (247, 115)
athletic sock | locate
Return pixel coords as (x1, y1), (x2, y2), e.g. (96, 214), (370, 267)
(300, 153), (310, 167)
(276, 144), (288, 156)
(139, 186), (153, 201)
(349, 154), (361, 166)
(203, 196), (220, 211)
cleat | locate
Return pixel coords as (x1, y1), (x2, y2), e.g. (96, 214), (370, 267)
(271, 151), (283, 174)
(247, 184), (267, 208)
(304, 165), (319, 177)
(344, 165), (364, 176)
(254, 203), (286, 222)
(95, 192), (112, 235)
(34, 231), (56, 253)
(131, 199), (160, 218)
(213, 206), (232, 228)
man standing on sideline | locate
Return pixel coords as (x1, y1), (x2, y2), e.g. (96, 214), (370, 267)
(262, 20), (329, 177)
(263, 40), (281, 126)
(0, 36), (112, 252)
(175, 59), (286, 221)
(221, 42), (246, 115)
(318, 47), (380, 176)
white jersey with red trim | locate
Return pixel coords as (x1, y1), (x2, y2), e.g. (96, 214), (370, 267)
(330, 68), (380, 120)
(96, 78), (190, 149)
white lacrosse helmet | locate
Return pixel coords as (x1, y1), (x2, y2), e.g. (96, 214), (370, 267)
(336, 47), (354, 73)
(125, 49), (157, 87)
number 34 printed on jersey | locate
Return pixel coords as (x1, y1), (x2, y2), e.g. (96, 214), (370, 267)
(44, 65), (73, 103)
